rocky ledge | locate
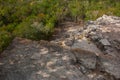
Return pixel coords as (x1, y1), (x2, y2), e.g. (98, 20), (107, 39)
(0, 15), (120, 80)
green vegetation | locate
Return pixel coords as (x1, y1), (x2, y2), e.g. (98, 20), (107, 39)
(0, 31), (13, 52)
(0, 0), (120, 53)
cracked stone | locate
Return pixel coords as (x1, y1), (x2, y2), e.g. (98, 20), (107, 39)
(71, 48), (97, 69)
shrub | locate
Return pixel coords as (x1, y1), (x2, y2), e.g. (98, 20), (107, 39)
(13, 16), (54, 40)
(0, 31), (13, 53)
(0, 23), (16, 33)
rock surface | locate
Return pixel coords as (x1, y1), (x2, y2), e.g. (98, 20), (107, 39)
(0, 38), (86, 80)
(0, 15), (120, 80)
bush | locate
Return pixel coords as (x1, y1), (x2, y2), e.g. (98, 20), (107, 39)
(68, 0), (86, 22)
(13, 16), (54, 40)
(0, 31), (13, 53)
(0, 23), (16, 33)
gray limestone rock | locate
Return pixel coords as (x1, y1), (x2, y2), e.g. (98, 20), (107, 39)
(71, 48), (97, 69)
(99, 55), (120, 79)
(71, 38), (102, 56)
(0, 38), (90, 80)
(99, 39), (111, 46)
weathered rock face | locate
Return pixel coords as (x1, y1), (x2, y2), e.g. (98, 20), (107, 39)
(84, 15), (120, 79)
(0, 38), (87, 80)
(0, 15), (120, 80)
(85, 15), (120, 57)
(99, 55), (120, 79)
(0, 37), (119, 80)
